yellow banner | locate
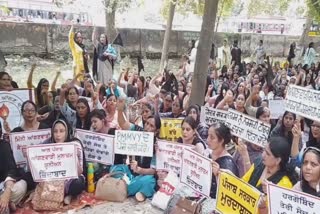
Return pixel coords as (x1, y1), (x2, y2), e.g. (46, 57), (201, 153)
(159, 118), (182, 142)
(216, 171), (261, 214)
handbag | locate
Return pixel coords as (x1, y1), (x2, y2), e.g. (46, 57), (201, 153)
(31, 181), (64, 211)
(95, 171), (128, 202)
(170, 197), (204, 214)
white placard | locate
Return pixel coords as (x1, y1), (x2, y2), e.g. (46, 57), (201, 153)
(156, 140), (193, 174)
(225, 109), (271, 147)
(268, 183), (320, 214)
(180, 148), (212, 197)
(76, 129), (114, 165)
(9, 129), (51, 165)
(27, 143), (78, 182)
(114, 130), (154, 157)
(200, 106), (228, 126)
(269, 99), (285, 119)
(285, 85), (320, 122)
(0, 89), (35, 133)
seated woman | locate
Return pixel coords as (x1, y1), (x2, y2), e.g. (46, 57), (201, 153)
(242, 137), (298, 213)
(0, 126), (27, 213)
(186, 105), (208, 142)
(102, 94), (120, 129)
(115, 99), (160, 202)
(293, 147), (320, 196)
(42, 119), (86, 204)
(159, 96), (184, 119)
(177, 116), (206, 155)
(208, 122), (239, 198)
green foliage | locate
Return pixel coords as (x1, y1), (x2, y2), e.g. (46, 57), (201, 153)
(247, 0), (292, 17)
(306, 0), (320, 21)
(0, 5), (10, 14)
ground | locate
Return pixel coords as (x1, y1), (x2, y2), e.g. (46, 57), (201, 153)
(75, 198), (163, 214)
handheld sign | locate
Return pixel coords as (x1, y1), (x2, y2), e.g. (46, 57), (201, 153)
(156, 140), (193, 175)
(115, 130), (154, 157)
(200, 106), (228, 126)
(76, 129), (114, 165)
(269, 99), (285, 119)
(285, 85), (320, 122)
(0, 89), (35, 133)
(27, 143), (78, 182)
(10, 129), (51, 165)
(216, 171), (261, 214)
(159, 118), (182, 142)
(225, 109), (271, 147)
(180, 148), (212, 197)
(268, 183), (320, 214)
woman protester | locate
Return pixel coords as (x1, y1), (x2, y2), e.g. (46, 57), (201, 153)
(102, 94), (120, 129)
(42, 119), (86, 204)
(0, 72), (14, 90)
(186, 105), (208, 142)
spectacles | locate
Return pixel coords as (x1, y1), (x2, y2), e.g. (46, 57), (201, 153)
(23, 109), (36, 114)
(311, 124), (320, 129)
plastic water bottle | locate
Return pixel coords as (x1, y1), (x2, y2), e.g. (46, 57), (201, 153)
(87, 163), (95, 193)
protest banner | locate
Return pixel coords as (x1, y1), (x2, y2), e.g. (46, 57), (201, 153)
(156, 140), (193, 174)
(114, 130), (154, 157)
(180, 148), (212, 197)
(9, 129), (51, 165)
(216, 171), (261, 214)
(200, 106), (228, 126)
(76, 129), (114, 165)
(27, 143), (78, 182)
(225, 109), (271, 147)
(0, 89), (35, 133)
(268, 183), (320, 214)
(159, 118), (182, 142)
(285, 85), (320, 122)
(269, 99), (285, 119)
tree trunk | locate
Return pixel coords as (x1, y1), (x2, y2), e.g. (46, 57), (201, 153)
(190, 0), (219, 106)
(297, 17), (312, 61)
(215, 16), (221, 32)
(215, 0), (225, 32)
(104, 0), (117, 42)
(159, 0), (176, 73)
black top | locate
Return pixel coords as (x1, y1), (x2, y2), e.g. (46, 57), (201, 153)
(177, 135), (207, 150)
(11, 122), (49, 133)
(0, 141), (19, 182)
(210, 155), (239, 198)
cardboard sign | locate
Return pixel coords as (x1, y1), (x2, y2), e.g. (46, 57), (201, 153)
(216, 171), (261, 214)
(0, 89), (35, 133)
(285, 85), (320, 122)
(9, 129), (51, 165)
(225, 109), (271, 147)
(268, 183), (320, 214)
(76, 129), (114, 165)
(114, 130), (154, 157)
(180, 148), (212, 197)
(156, 140), (193, 174)
(27, 143), (78, 182)
(159, 118), (182, 142)
(269, 99), (285, 119)
(200, 106), (228, 126)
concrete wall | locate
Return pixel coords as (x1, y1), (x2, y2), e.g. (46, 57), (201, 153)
(0, 21), (316, 58)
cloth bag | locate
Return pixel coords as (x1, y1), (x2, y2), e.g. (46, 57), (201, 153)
(95, 171), (128, 202)
(31, 181), (64, 211)
(169, 197), (203, 214)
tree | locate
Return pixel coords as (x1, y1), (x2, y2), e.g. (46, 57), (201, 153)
(190, 0), (219, 106)
(159, 0), (176, 73)
(215, 0), (237, 32)
(247, 0), (292, 17)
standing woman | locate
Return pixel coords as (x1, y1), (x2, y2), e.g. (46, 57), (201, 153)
(92, 27), (117, 85)
(303, 42), (317, 68)
(69, 25), (89, 82)
(42, 119), (86, 204)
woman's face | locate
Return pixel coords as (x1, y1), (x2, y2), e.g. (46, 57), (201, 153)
(76, 102), (89, 118)
(262, 144), (280, 168)
(142, 106), (153, 122)
(283, 113), (295, 129)
(100, 34), (106, 44)
(91, 117), (105, 133)
(238, 83), (245, 93)
(236, 94), (245, 108)
(207, 127), (223, 151)
(75, 32), (83, 44)
(188, 108), (198, 121)
(22, 103), (37, 122)
(172, 98), (182, 115)
(0, 74), (11, 89)
(163, 95), (173, 109)
(106, 95), (117, 110)
(144, 118), (157, 133)
(186, 83), (192, 94)
(182, 122), (195, 142)
(68, 88), (79, 103)
(47, 92), (54, 104)
(302, 151), (320, 184)
(178, 82), (184, 92)
(259, 109), (271, 124)
(53, 123), (67, 143)
(41, 81), (49, 92)
(311, 121), (320, 139)
(306, 74), (312, 83)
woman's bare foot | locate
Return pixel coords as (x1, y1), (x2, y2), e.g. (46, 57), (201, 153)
(135, 192), (146, 202)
